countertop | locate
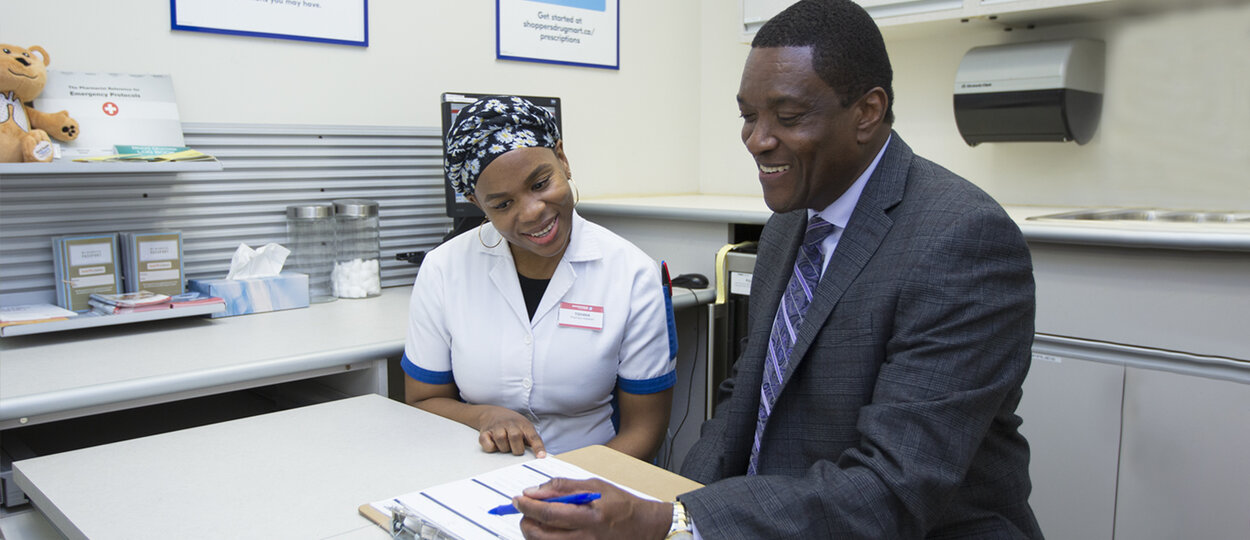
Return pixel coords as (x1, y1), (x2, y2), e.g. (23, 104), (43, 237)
(578, 195), (1250, 252)
(0, 286), (713, 430)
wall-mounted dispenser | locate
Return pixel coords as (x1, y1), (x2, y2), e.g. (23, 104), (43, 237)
(954, 38), (1105, 146)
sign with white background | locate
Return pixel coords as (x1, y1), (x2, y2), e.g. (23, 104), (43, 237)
(171, 0), (368, 47)
(497, 0), (619, 69)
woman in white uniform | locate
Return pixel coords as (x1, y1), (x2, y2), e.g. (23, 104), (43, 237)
(402, 96), (675, 461)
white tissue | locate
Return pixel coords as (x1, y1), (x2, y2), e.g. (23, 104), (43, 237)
(226, 243), (291, 280)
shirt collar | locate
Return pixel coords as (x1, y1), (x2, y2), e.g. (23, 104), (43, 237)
(809, 134), (891, 227)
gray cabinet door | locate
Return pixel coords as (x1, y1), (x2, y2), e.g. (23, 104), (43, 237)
(1017, 353), (1124, 540)
(1116, 368), (1250, 540)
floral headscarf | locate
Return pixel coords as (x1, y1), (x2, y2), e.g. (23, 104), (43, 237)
(444, 96), (561, 197)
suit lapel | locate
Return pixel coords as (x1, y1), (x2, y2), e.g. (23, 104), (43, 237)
(776, 134), (912, 392)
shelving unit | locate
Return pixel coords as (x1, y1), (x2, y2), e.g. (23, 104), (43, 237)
(0, 160), (223, 175)
(0, 302), (225, 338)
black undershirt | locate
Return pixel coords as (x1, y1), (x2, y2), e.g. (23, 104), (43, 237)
(516, 272), (551, 321)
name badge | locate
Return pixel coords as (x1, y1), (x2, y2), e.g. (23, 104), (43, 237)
(558, 302), (604, 331)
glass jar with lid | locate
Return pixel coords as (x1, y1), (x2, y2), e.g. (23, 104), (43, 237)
(286, 203), (336, 303)
(332, 199), (381, 298)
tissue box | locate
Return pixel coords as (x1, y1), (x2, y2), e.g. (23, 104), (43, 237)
(187, 273), (309, 317)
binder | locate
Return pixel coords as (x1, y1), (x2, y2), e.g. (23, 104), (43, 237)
(357, 445), (702, 539)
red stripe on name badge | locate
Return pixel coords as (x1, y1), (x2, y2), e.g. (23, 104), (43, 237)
(558, 302), (604, 330)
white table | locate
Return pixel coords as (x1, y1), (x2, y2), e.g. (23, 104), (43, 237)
(14, 394), (532, 539)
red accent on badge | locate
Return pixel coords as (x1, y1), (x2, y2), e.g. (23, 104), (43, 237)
(102, 102), (120, 116)
(558, 302), (605, 330)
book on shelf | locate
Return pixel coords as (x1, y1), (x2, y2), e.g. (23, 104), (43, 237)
(52, 233), (123, 312)
(119, 231), (185, 296)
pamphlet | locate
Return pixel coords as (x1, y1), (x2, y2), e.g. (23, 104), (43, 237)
(89, 290), (171, 307)
(120, 231), (185, 295)
(52, 233), (122, 312)
(74, 148), (215, 163)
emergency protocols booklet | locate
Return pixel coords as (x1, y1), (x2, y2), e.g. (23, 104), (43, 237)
(35, 71), (185, 159)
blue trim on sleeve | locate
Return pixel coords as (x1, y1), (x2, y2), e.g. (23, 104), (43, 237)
(400, 353), (454, 385)
(617, 370), (676, 394)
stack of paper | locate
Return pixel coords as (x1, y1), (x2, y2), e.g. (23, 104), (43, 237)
(0, 304), (79, 328)
(88, 291), (223, 315)
(365, 457), (654, 540)
(73, 146), (216, 163)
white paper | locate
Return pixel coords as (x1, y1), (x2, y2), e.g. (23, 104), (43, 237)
(0, 304), (79, 323)
(370, 457), (655, 540)
(173, 0), (366, 44)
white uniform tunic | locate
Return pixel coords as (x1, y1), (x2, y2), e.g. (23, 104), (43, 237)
(402, 211), (675, 455)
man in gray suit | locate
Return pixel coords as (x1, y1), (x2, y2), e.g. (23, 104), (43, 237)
(516, 1), (1041, 538)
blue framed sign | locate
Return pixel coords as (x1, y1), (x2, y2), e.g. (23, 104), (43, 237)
(497, 0), (619, 70)
(171, 0), (368, 47)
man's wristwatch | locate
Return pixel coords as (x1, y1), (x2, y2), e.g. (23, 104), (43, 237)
(665, 501), (694, 539)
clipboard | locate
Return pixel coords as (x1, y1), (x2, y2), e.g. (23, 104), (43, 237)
(357, 445), (703, 536)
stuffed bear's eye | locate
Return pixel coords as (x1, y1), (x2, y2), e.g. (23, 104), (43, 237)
(2, 49), (10, 54)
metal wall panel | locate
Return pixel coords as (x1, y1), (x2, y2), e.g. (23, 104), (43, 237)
(0, 123), (449, 306)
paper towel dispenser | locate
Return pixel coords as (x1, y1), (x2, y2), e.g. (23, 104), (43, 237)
(954, 39), (1104, 146)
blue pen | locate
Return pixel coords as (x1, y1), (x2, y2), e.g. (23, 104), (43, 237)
(488, 492), (601, 516)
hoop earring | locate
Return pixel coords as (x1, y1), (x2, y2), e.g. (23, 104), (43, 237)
(478, 220), (502, 249)
(568, 177), (580, 207)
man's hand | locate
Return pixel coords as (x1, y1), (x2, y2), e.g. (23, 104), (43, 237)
(515, 478), (672, 540)
(476, 405), (547, 458)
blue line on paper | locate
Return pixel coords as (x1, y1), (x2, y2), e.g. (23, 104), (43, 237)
(420, 492), (500, 537)
(472, 478), (513, 500)
(530, 0), (606, 12)
(522, 463), (556, 479)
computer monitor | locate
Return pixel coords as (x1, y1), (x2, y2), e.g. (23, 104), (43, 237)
(439, 93), (563, 220)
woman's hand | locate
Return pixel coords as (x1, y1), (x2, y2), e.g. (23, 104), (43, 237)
(476, 405), (548, 458)
(406, 377), (546, 458)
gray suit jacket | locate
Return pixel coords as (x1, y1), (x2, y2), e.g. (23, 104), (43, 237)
(679, 134), (1041, 539)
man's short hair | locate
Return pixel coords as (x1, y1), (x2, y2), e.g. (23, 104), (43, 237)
(752, 0), (895, 124)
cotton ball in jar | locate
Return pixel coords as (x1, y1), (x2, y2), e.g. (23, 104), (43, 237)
(332, 258), (381, 298)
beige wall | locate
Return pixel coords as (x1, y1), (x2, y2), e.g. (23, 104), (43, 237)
(10, 1), (1248, 209)
(696, 2), (1250, 210)
(7, 0), (703, 198)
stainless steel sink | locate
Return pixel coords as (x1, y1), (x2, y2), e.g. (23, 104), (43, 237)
(1029, 208), (1250, 223)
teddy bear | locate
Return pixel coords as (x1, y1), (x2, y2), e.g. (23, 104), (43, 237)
(1, 44), (79, 162)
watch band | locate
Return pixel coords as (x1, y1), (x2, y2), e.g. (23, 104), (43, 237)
(665, 501), (693, 539)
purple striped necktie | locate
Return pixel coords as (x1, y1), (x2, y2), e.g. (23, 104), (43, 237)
(747, 215), (835, 475)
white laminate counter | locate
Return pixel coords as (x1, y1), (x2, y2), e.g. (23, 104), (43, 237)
(13, 394), (531, 540)
(0, 287), (412, 429)
(580, 195), (1250, 252)
(0, 284), (713, 431)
